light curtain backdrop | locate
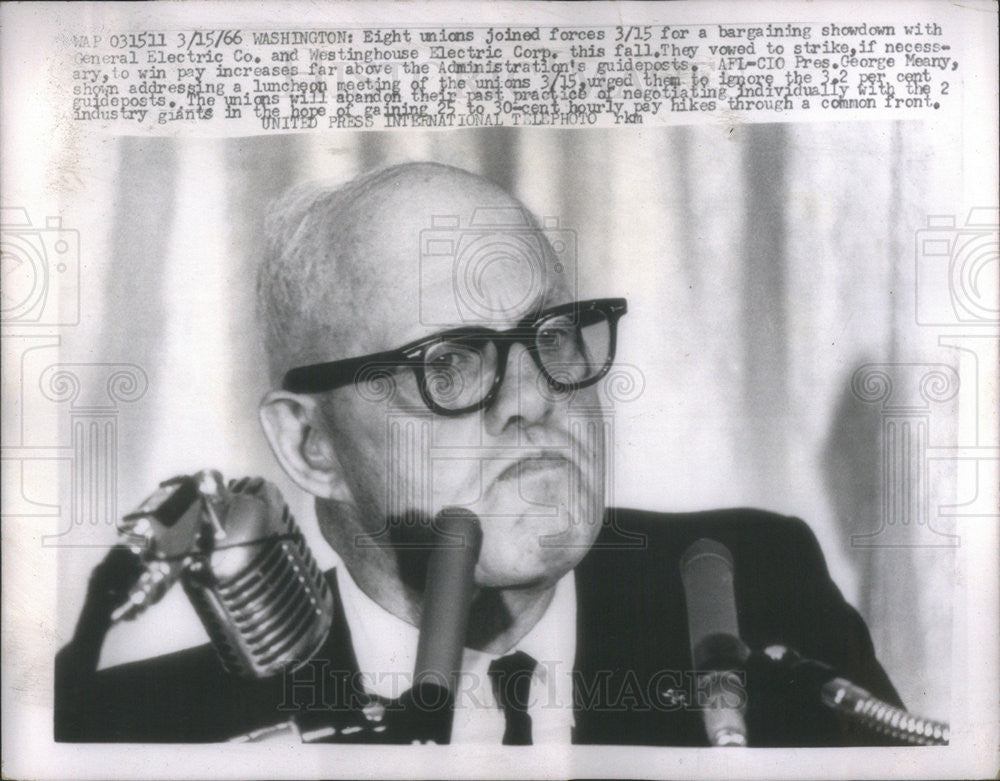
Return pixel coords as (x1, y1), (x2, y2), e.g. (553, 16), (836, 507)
(55, 122), (959, 720)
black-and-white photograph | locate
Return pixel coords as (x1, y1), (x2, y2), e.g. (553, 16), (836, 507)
(2, 2), (997, 779)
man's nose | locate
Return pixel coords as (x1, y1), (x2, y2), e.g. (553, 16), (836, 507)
(484, 342), (555, 436)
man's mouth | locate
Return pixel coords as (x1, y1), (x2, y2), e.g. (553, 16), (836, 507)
(495, 452), (571, 484)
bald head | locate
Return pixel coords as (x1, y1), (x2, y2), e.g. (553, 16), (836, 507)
(257, 162), (570, 387)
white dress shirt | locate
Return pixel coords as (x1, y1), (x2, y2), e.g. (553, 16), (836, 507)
(336, 567), (577, 744)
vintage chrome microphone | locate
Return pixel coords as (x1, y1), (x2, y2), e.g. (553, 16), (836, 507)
(115, 471), (334, 678)
(69, 474), (484, 743)
(234, 506), (484, 744)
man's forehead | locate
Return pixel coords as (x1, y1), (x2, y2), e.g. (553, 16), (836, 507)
(348, 228), (571, 349)
(321, 175), (572, 352)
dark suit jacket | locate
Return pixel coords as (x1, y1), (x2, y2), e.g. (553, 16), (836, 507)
(55, 508), (901, 745)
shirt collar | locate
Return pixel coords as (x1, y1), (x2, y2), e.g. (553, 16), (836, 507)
(335, 566), (577, 699)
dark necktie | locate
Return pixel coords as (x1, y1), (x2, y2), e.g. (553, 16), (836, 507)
(488, 651), (537, 745)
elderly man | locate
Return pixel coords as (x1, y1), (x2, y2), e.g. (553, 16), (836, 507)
(56, 163), (901, 745)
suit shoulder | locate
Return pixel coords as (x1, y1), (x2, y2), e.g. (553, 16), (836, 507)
(582, 507), (828, 600)
(605, 505), (812, 528)
(602, 506), (822, 555)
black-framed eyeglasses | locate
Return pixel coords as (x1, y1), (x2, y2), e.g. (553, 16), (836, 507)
(282, 298), (628, 416)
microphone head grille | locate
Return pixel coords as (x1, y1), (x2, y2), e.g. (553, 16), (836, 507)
(182, 481), (334, 678)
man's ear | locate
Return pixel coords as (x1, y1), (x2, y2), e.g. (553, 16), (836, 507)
(259, 390), (352, 502)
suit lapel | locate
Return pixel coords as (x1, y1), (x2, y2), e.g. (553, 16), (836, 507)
(571, 510), (707, 745)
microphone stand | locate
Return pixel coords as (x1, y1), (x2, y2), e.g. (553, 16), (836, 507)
(55, 545), (145, 737)
(746, 645), (950, 746)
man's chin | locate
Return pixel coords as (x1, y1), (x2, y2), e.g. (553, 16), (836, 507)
(471, 513), (601, 588)
(474, 557), (572, 590)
